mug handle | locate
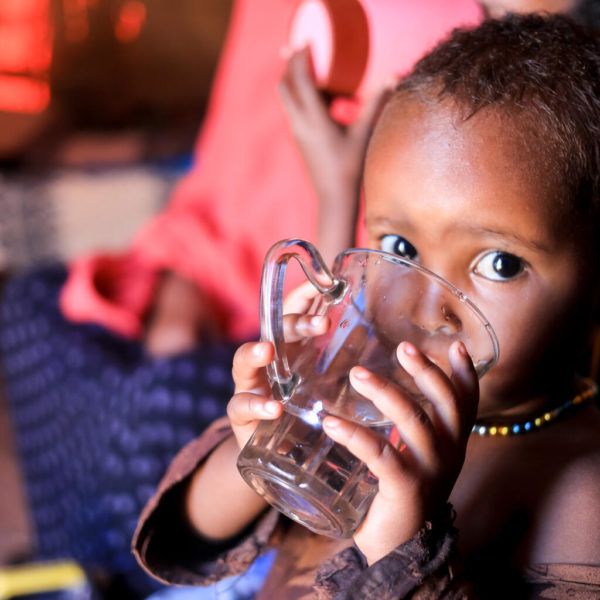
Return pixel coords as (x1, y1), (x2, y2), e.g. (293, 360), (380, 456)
(260, 239), (346, 400)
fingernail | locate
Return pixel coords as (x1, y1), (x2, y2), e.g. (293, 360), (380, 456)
(403, 342), (417, 356)
(252, 343), (265, 356)
(265, 401), (280, 415)
(457, 342), (468, 357)
(311, 315), (326, 327)
(351, 366), (370, 380)
(323, 416), (341, 430)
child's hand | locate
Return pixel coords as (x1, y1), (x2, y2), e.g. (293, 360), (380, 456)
(228, 340), (280, 450)
(144, 271), (220, 357)
(278, 47), (394, 263)
(322, 340), (478, 565)
(229, 285), (328, 451)
(279, 47), (392, 192)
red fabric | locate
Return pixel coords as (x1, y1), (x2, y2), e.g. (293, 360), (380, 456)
(60, 0), (483, 341)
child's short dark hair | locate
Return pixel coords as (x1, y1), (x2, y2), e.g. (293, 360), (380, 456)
(396, 13), (600, 217)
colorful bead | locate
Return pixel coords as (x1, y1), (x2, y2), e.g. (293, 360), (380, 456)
(472, 378), (597, 437)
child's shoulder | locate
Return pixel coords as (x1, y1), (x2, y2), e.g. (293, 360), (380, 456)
(541, 402), (600, 495)
(527, 404), (600, 564)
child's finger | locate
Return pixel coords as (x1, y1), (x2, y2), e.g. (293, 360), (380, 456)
(283, 281), (319, 313)
(348, 366), (436, 467)
(396, 342), (467, 443)
(278, 49), (303, 107)
(282, 313), (329, 342)
(232, 341), (274, 394)
(278, 48), (320, 117)
(448, 341), (479, 437)
(227, 391), (282, 427)
(228, 391), (283, 450)
(322, 416), (406, 486)
(288, 46), (321, 108)
(278, 73), (299, 118)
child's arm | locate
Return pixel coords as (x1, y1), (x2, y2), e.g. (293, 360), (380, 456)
(144, 271), (220, 357)
(183, 309), (329, 540)
(323, 340), (479, 566)
(183, 340), (279, 539)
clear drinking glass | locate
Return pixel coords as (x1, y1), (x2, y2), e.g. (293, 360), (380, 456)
(237, 239), (499, 538)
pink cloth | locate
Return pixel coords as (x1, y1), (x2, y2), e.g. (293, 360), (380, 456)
(60, 0), (483, 341)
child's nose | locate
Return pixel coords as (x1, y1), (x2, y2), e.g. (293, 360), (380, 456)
(409, 283), (463, 335)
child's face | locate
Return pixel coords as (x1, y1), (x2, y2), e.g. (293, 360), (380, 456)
(363, 96), (596, 416)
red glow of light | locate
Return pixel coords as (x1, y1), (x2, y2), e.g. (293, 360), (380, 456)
(63, 0), (92, 42)
(0, 22), (52, 72)
(0, 74), (50, 114)
(0, 0), (46, 20)
(64, 14), (89, 42)
(0, 0), (52, 72)
(114, 1), (146, 43)
(0, 0), (53, 113)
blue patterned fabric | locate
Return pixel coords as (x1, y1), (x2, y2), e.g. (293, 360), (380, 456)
(0, 265), (238, 598)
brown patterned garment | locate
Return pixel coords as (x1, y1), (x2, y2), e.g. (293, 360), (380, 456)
(132, 418), (600, 599)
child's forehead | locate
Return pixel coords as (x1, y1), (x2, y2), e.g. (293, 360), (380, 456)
(368, 94), (562, 207)
(374, 93), (531, 156)
(364, 94), (583, 239)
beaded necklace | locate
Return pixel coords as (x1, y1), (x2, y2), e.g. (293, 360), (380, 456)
(472, 378), (598, 437)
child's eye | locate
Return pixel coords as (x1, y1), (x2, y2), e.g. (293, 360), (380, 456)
(474, 251), (524, 281)
(380, 234), (418, 260)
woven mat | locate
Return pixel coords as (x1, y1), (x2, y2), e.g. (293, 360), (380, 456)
(0, 165), (178, 272)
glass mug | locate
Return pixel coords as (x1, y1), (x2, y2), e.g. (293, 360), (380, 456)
(237, 239), (499, 538)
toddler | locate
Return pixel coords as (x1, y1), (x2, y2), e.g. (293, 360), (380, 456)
(133, 14), (600, 598)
